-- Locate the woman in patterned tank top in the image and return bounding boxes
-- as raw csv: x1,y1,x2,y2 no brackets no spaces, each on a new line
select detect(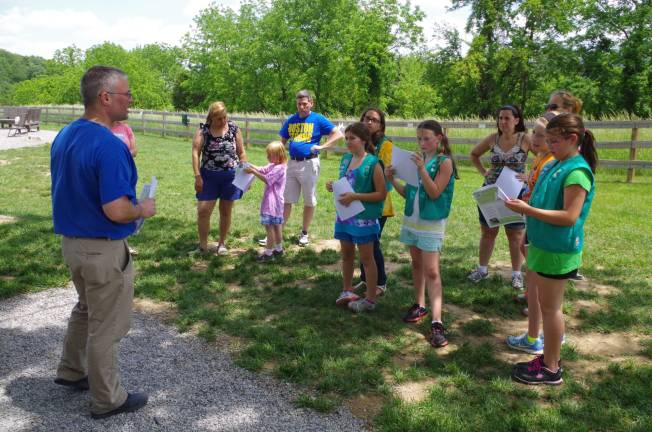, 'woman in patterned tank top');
191,101,248,255
468,105,531,289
